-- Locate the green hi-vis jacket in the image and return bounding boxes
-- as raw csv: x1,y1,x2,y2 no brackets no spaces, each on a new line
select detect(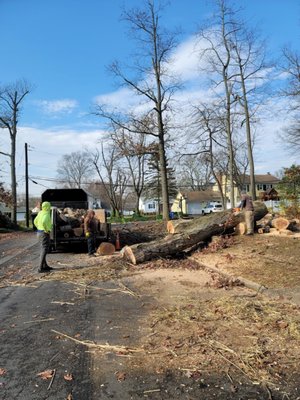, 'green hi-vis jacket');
34,201,52,233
